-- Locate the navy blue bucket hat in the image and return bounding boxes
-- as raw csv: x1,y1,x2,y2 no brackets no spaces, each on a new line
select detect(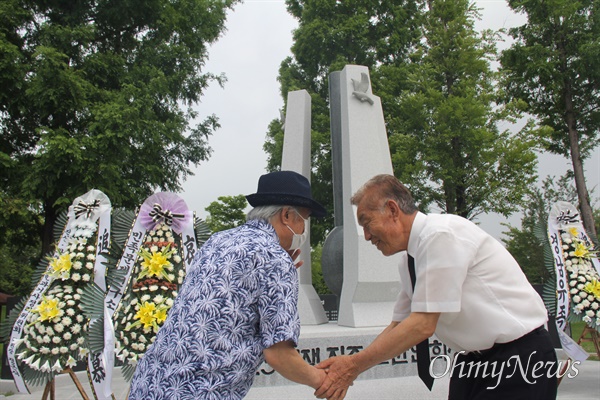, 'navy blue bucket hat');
246,171,327,218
